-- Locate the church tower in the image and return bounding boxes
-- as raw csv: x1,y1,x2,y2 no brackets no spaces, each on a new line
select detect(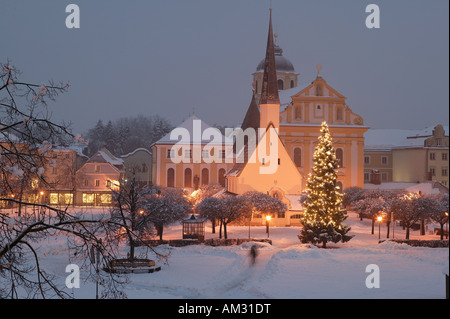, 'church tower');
259,9,280,130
